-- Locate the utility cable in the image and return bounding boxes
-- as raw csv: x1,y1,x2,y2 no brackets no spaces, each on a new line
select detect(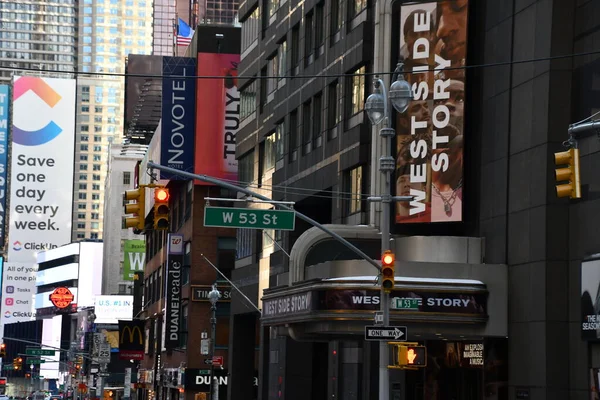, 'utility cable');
1,48,600,80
